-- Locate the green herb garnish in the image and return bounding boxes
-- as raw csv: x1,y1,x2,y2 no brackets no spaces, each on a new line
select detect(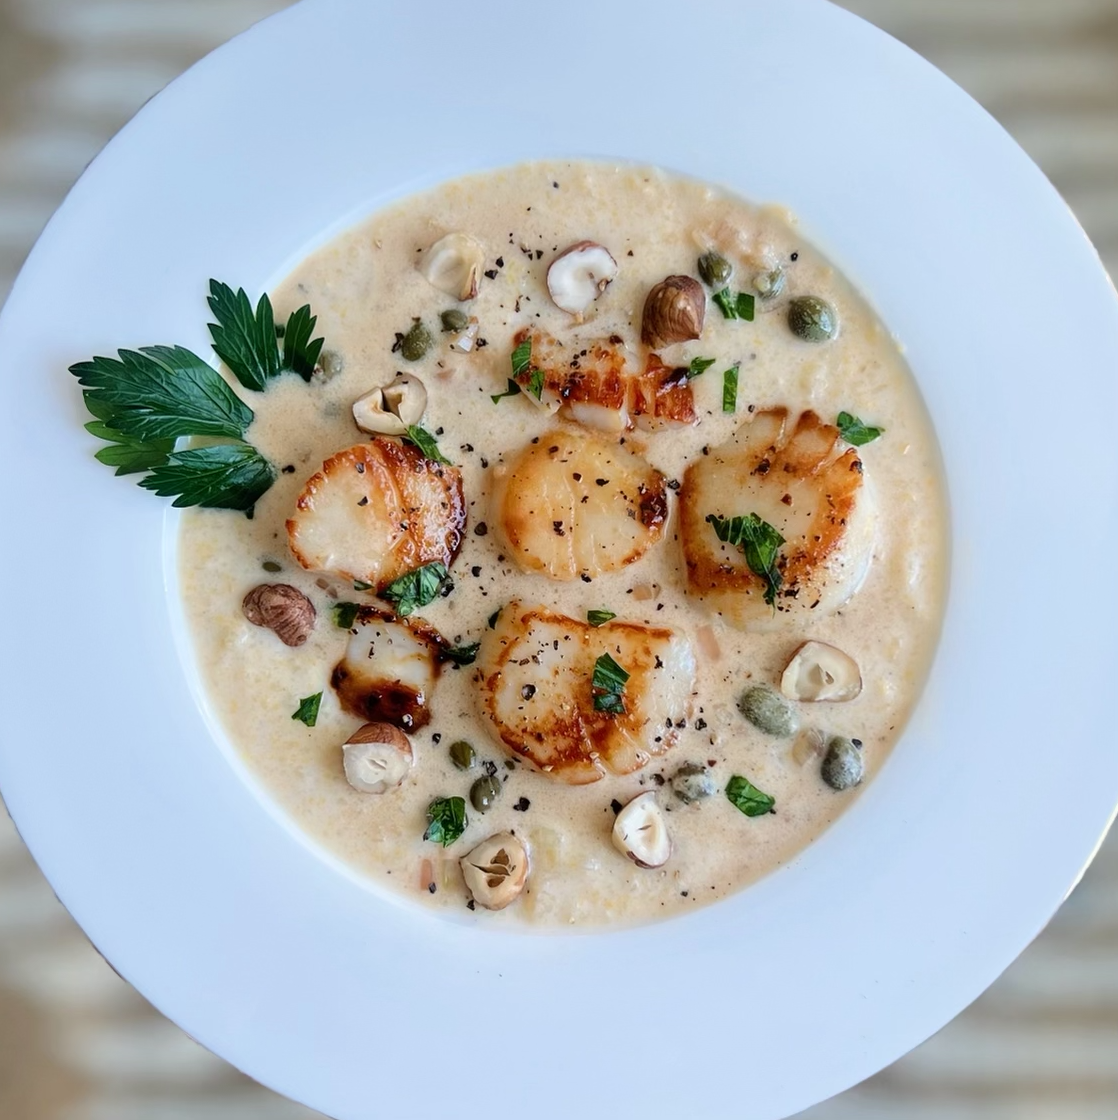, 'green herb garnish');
353,579,374,591
72,346,254,442
403,425,453,465
707,513,785,607
138,444,275,510
424,796,467,847
592,652,630,715
722,362,740,413
207,280,323,389
511,338,533,377
380,561,453,617
332,601,360,629
491,378,522,404
725,774,775,817
84,418,175,476
836,411,884,446
527,367,545,401
712,288,756,322
687,356,716,379
442,642,481,666
587,609,617,627
292,692,323,727
487,608,501,629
